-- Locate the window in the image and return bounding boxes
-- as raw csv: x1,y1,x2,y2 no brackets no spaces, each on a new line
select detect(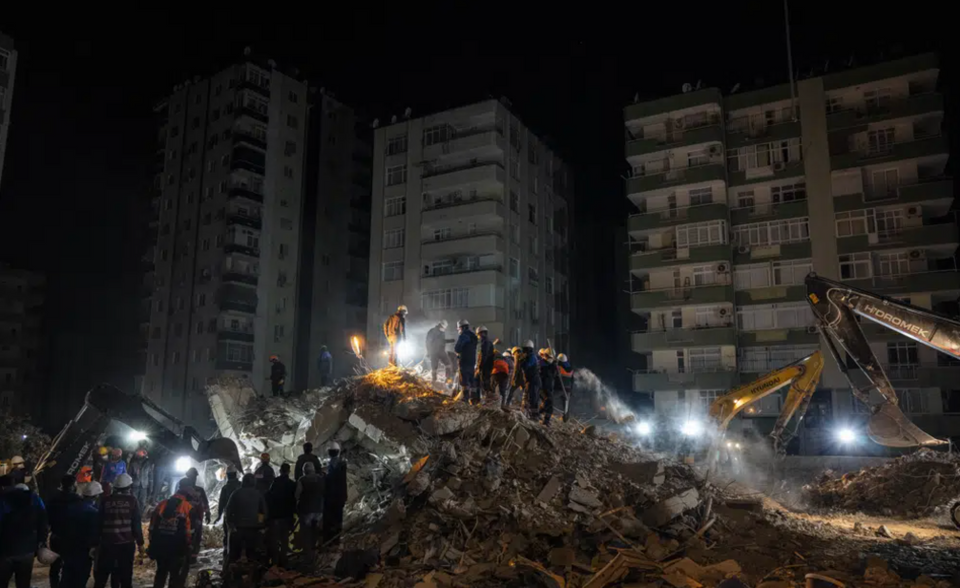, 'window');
676,220,727,248
863,87,892,112
433,227,451,241
773,259,812,285
529,235,538,255
528,266,539,285
386,135,408,155
284,141,297,156
739,345,818,373
383,228,405,249
510,223,520,244
689,348,722,371
195,321,204,335
280,199,289,208
510,191,520,213
172,351,181,364
528,203,537,224
288,91,298,103
286,114,299,128
826,96,844,114
509,258,520,279
737,302,813,331
732,217,809,247
867,128,895,154
423,125,450,146
875,208,903,240
277,271,288,287
691,265,718,286
887,341,919,368
688,187,713,205
278,243,288,259
877,251,910,277
384,196,406,217
734,263,771,289
531,300,539,321
698,390,724,411
839,252,872,280
530,175,538,193
280,218,293,230
528,143,539,164
732,138,802,171
382,261,404,281
835,210,872,237
687,148,709,167
421,288,469,310
283,166,294,179
0,48,10,71
151,354,159,367
385,165,407,186
545,276,554,295
274,325,285,342
197,293,207,307
771,181,806,203
510,158,520,180
736,190,755,211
